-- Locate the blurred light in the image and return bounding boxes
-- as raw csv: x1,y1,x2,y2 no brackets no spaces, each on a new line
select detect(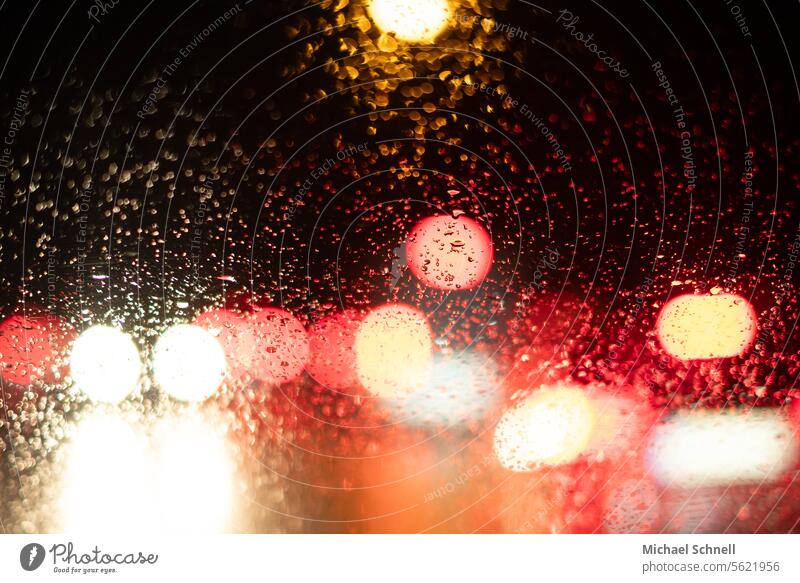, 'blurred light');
493,384,596,471
355,303,433,397
194,308,252,383
153,324,226,402
647,409,799,488
406,215,493,291
152,413,234,533
247,307,309,384
585,392,652,460
656,293,757,360
367,0,452,43
59,410,150,533
69,325,141,403
0,314,72,386
388,351,498,426
59,409,235,534
307,310,362,391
